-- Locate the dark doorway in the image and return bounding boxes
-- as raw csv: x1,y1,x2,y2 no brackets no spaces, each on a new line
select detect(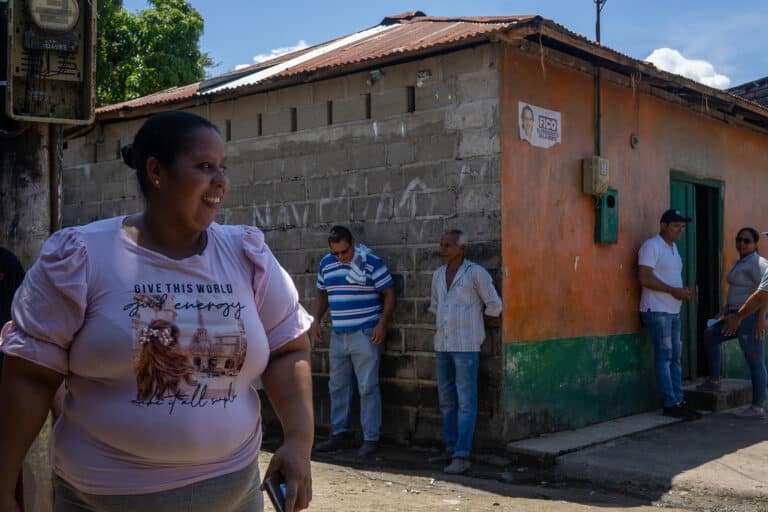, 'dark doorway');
670,172,723,378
